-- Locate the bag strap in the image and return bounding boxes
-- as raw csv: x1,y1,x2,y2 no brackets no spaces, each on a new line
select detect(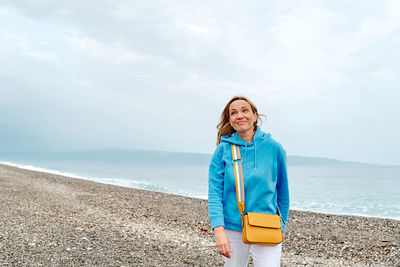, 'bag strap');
231,144,245,215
